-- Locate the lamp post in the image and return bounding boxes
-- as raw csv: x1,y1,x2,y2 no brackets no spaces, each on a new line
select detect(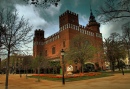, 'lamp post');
61,49,65,85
